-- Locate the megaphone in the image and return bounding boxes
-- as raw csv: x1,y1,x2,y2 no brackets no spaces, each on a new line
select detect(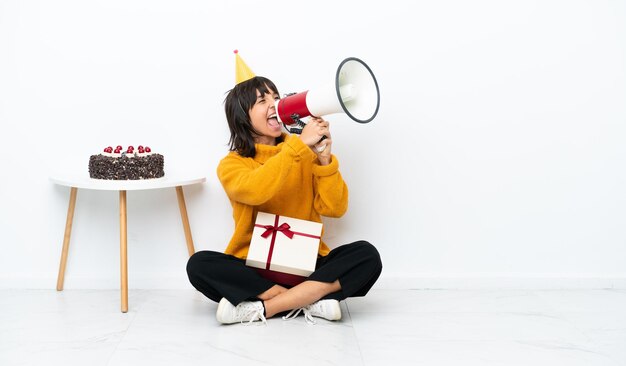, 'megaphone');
275,57,380,127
